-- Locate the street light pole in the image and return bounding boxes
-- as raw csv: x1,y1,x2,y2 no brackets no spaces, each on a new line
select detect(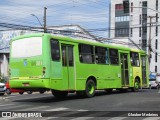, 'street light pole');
147,16,157,68
31,14,43,27
31,7,47,33
44,7,47,33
